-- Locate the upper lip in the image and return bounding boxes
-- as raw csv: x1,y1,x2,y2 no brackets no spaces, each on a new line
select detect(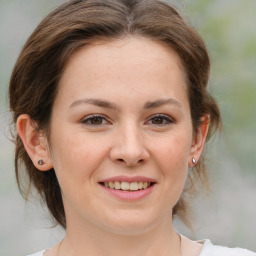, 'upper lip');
99,175,157,183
